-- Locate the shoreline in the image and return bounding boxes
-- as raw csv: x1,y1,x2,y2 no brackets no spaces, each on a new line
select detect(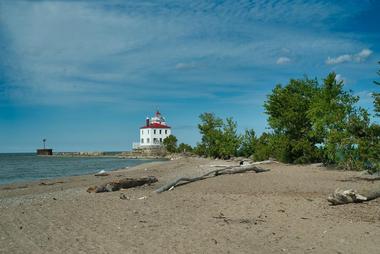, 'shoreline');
0,156,169,188
0,158,172,200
